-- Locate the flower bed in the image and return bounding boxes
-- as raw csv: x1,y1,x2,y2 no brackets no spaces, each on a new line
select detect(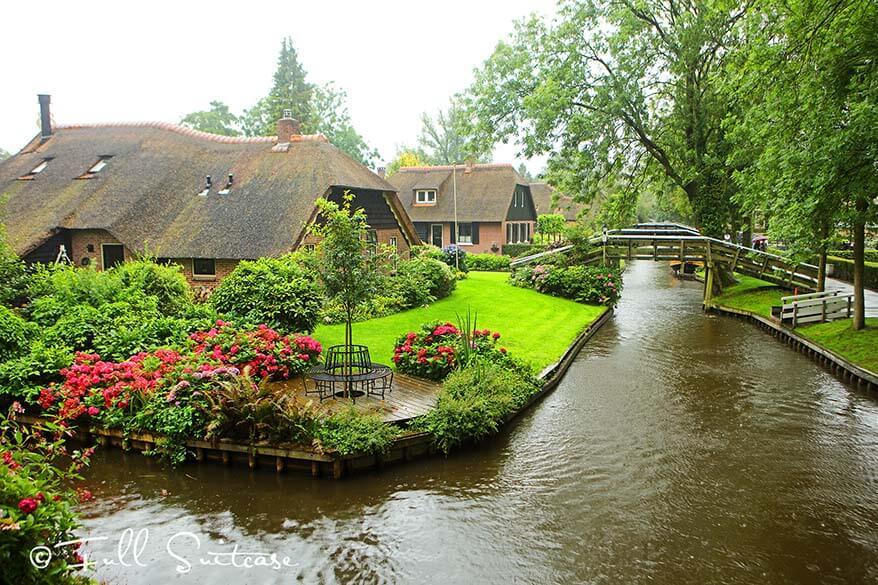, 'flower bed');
392,321,510,381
